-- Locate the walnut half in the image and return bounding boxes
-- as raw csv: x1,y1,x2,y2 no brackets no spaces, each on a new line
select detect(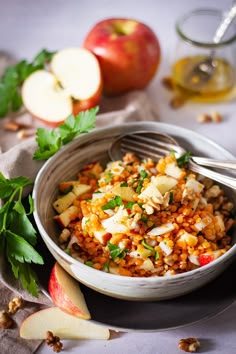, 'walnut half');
0,310,13,329
178,337,200,352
